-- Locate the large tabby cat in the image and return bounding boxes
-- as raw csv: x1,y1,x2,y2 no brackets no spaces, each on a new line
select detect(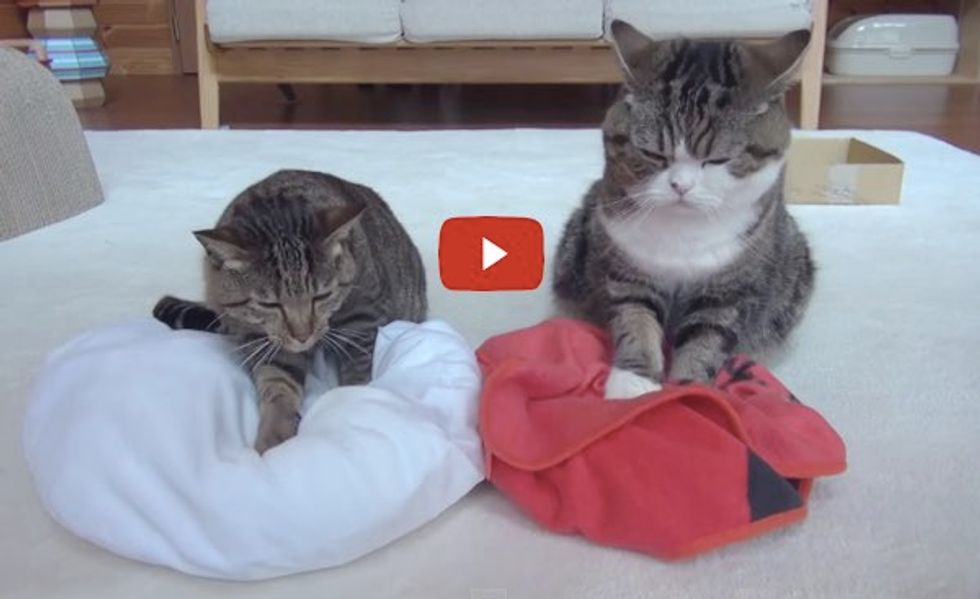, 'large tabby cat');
154,169,427,453
554,21,815,400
